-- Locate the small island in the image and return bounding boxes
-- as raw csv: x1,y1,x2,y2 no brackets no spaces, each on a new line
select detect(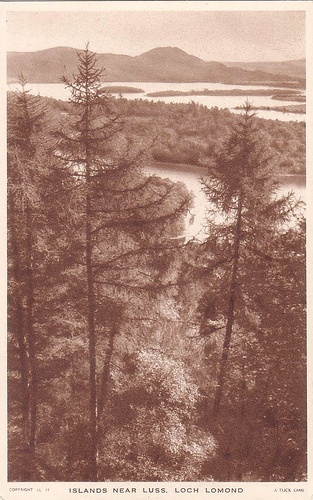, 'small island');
146,88,304,101
100,85,144,94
